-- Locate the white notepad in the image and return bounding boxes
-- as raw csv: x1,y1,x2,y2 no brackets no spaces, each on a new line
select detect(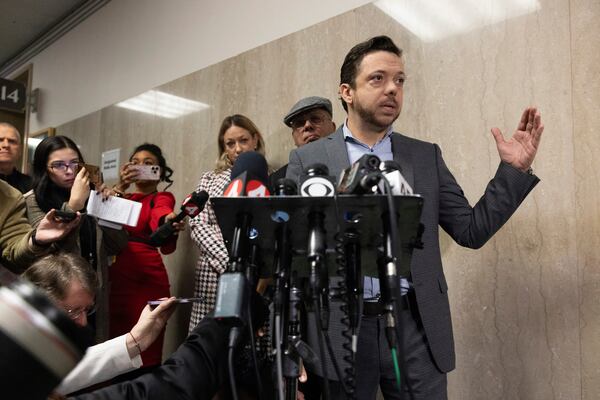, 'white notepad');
86,190,142,227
